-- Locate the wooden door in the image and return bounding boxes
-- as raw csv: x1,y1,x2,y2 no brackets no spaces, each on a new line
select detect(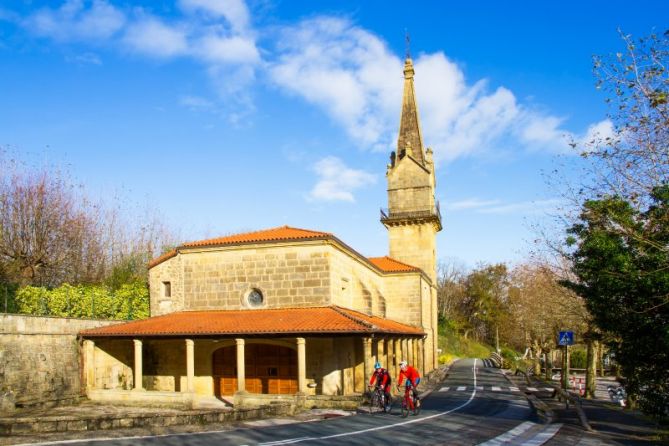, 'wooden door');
212,344,298,396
